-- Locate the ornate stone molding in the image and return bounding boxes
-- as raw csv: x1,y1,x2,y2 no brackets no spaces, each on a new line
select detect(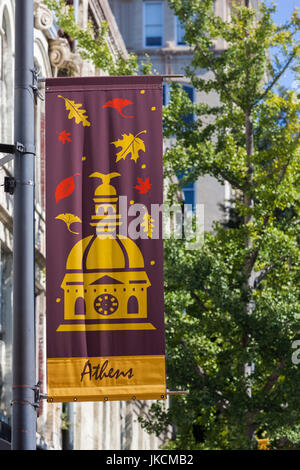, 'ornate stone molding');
34,1,54,30
49,38,71,69
48,38,82,74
